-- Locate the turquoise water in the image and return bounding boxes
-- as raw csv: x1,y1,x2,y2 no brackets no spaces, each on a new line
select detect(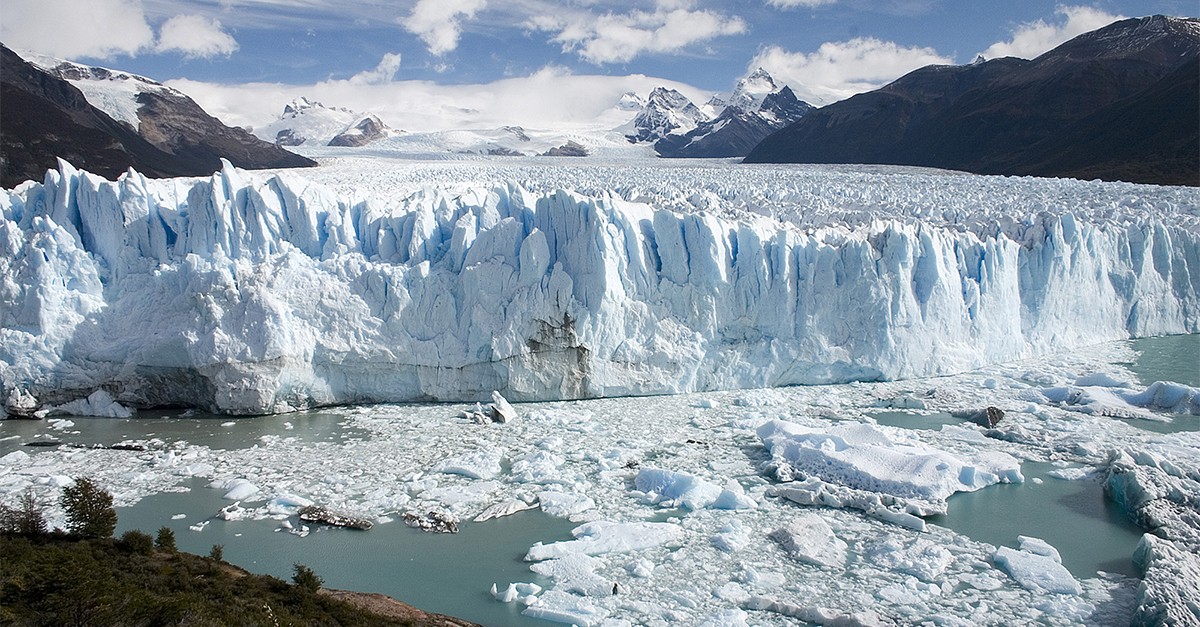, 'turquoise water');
116,479,577,626
1121,334,1199,433
1125,333,1200,388
870,410,960,431
928,462,1145,579
0,409,368,456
